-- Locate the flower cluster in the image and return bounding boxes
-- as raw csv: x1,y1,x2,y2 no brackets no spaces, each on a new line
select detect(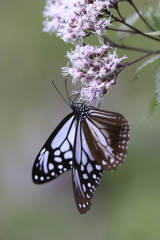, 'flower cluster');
43,0,127,103
62,41,127,103
43,0,118,43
